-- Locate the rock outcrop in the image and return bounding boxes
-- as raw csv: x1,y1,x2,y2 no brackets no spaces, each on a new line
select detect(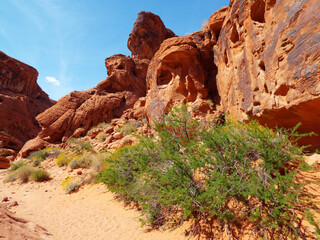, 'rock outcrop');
0,51,54,167
18,11,177,159
145,29,219,120
213,0,320,150
128,11,176,60
34,55,146,146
